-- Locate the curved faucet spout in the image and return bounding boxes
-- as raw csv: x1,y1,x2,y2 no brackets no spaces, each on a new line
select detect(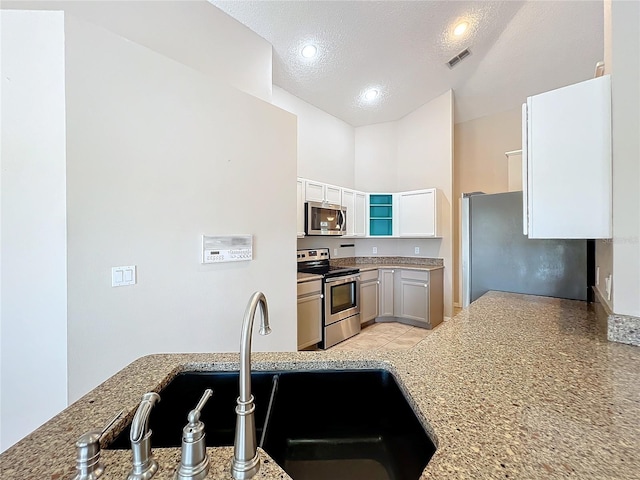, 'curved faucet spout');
238,292,271,403
232,291,272,480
